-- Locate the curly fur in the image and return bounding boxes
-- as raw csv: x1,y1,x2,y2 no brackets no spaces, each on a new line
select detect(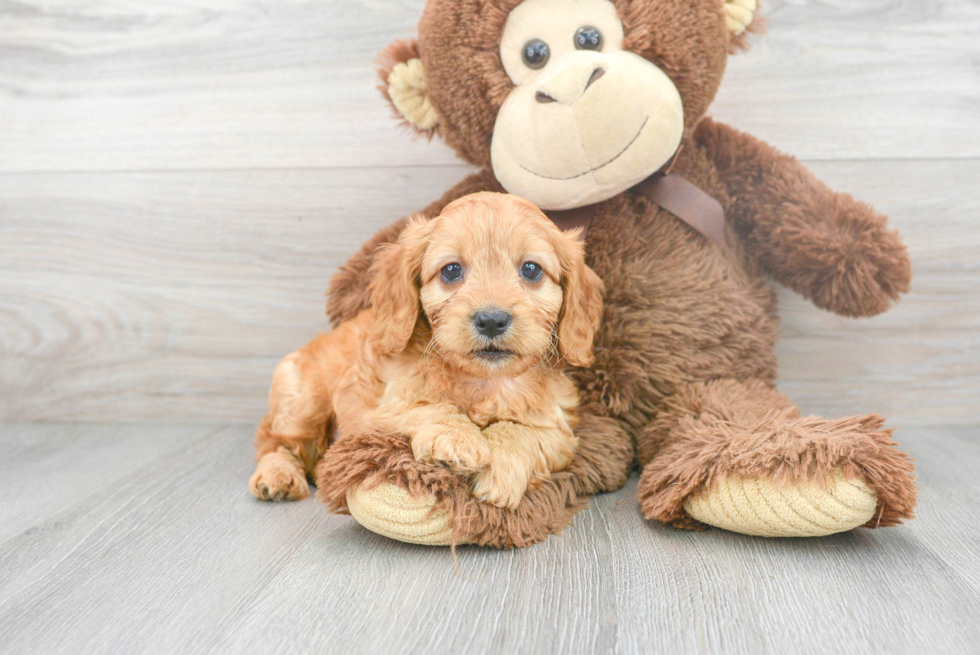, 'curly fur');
257,193,607,512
